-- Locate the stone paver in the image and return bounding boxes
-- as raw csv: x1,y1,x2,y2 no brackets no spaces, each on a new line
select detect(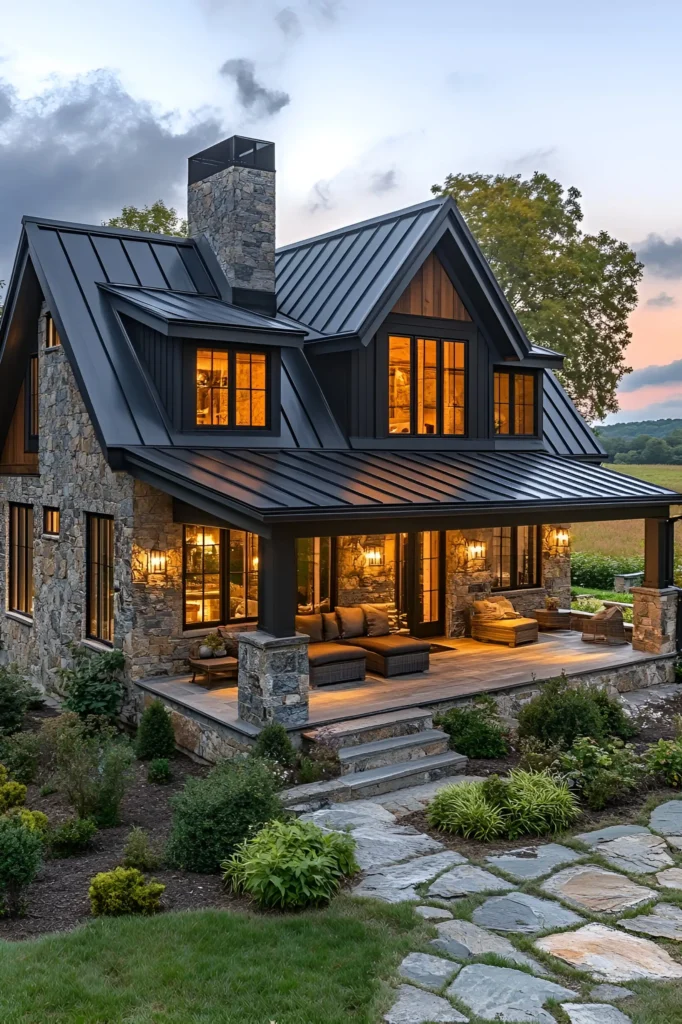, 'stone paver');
574,825,651,847
541,865,658,914
657,867,682,890
427,864,514,899
650,799,682,836
561,1003,632,1024
619,902,682,940
447,963,574,1024
353,850,467,903
536,923,682,981
596,833,673,875
384,984,468,1023
473,891,584,934
301,801,397,830
415,905,453,921
665,835,682,850
368,776,485,818
589,985,635,1002
398,952,460,989
485,843,582,880
431,918,549,974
